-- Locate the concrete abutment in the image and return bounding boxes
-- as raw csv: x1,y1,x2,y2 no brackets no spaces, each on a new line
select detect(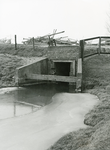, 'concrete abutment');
15,46,82,92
